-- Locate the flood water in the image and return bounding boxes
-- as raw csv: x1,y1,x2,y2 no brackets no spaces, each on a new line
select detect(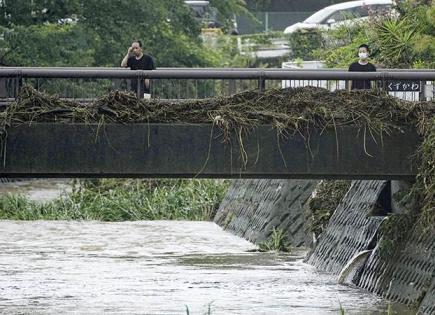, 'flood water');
0,180,414,314
0,219,414,315
0,179,71,202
